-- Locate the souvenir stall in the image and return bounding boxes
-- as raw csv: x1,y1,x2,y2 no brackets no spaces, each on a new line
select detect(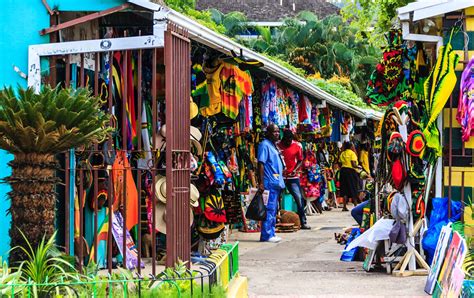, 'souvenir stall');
351,13,473,283
190,48,336,234
26,0,383,276
352,29,438,275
